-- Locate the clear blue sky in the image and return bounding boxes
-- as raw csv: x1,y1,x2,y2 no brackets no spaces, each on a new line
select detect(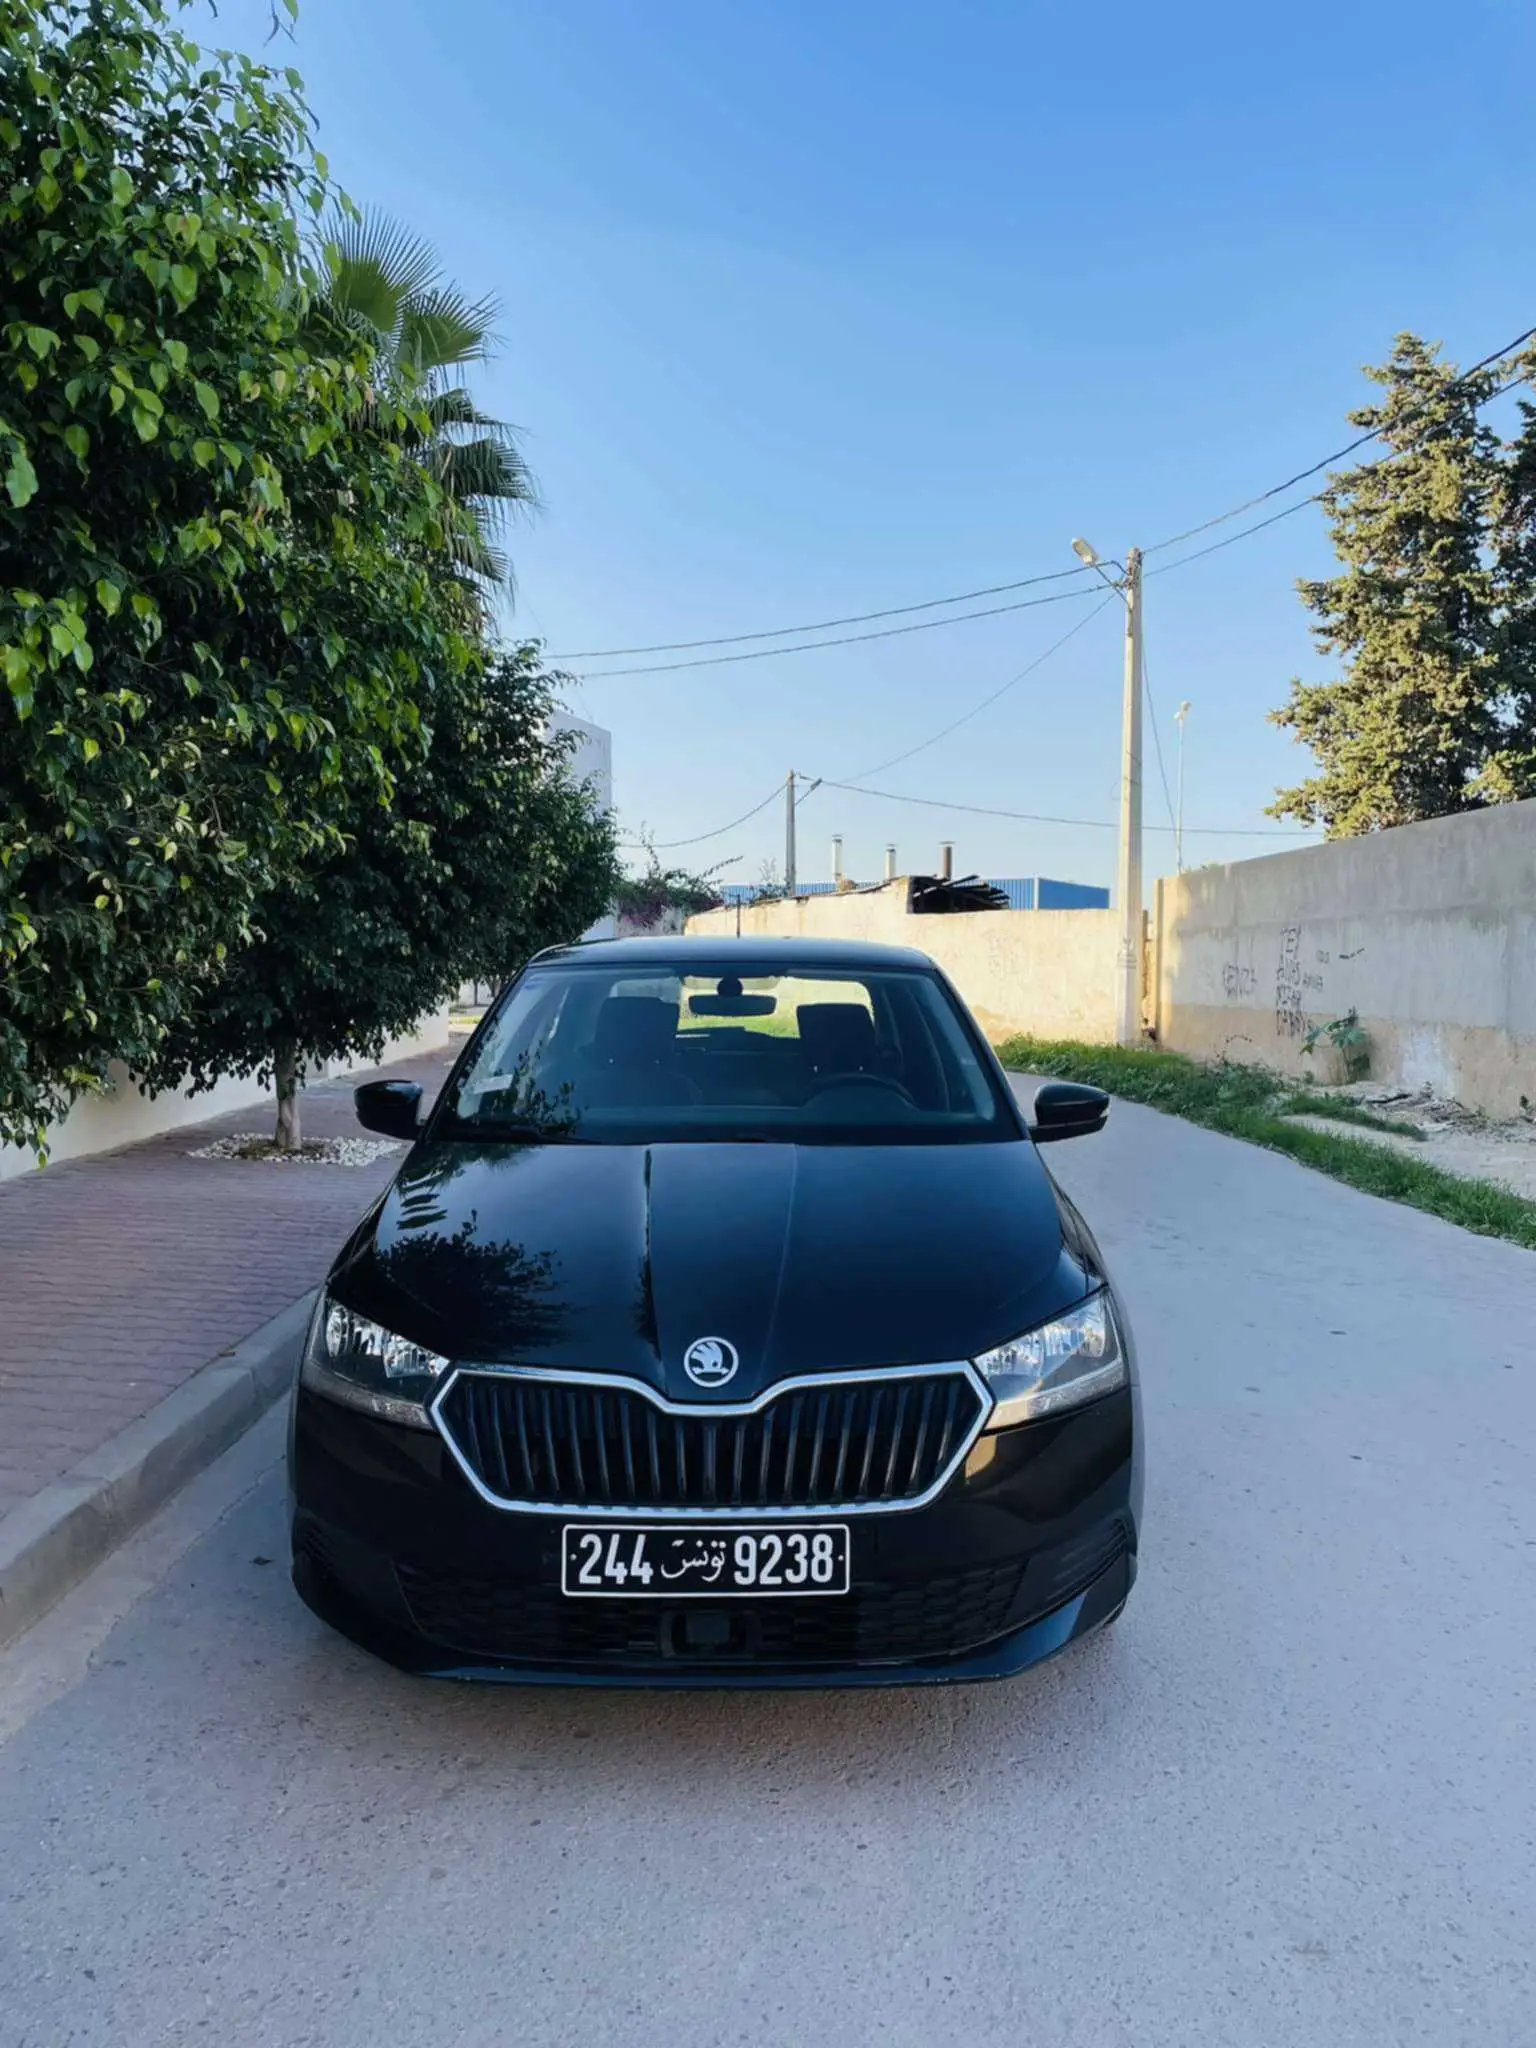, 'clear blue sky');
221,0,1536,892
